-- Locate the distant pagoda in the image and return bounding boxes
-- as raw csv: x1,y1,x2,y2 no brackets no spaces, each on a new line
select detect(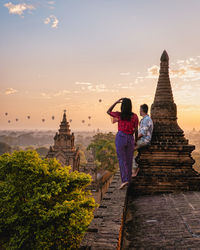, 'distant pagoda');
46,110,80,172
131,50,200,194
